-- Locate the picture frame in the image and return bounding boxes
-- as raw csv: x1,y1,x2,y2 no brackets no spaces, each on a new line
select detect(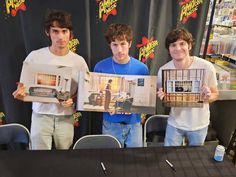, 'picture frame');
77,72,157,114
20,62,72,103
162,69,205,107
